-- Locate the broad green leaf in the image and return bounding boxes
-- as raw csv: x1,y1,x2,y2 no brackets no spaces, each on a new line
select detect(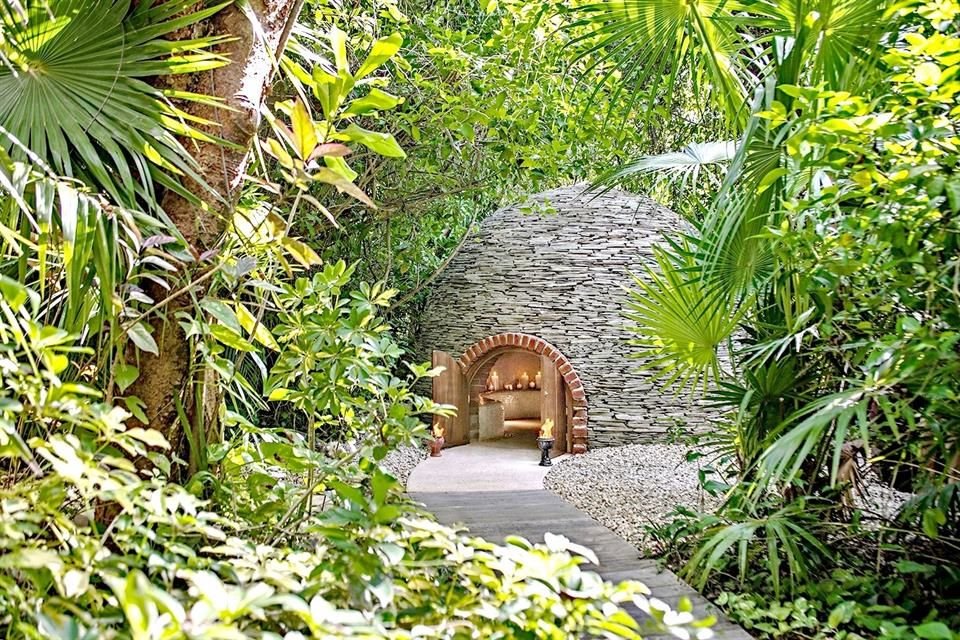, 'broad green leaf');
210,325,255,351
268,388,290,401
236,303,280,351
329,26,349,75
922,508,946,538
311,66,345,120
0,275,28,310
355,33,403,80
124,396,149,424
128,323,159,355
758,167,788,193
281,237,323,267
828,601,856,627
266,137,295,170
340,124,406,158
201,299,242,334
344,89,402,117
115,363,140,392
914,61,942,86
329,479,366,506
914,622,953,640
324,155,359,182
821,118,859,134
